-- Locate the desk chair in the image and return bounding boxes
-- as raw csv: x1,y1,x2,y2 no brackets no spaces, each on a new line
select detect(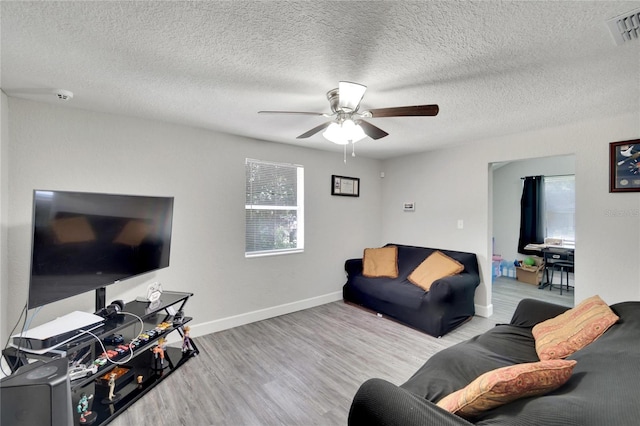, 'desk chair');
548,261,574,295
